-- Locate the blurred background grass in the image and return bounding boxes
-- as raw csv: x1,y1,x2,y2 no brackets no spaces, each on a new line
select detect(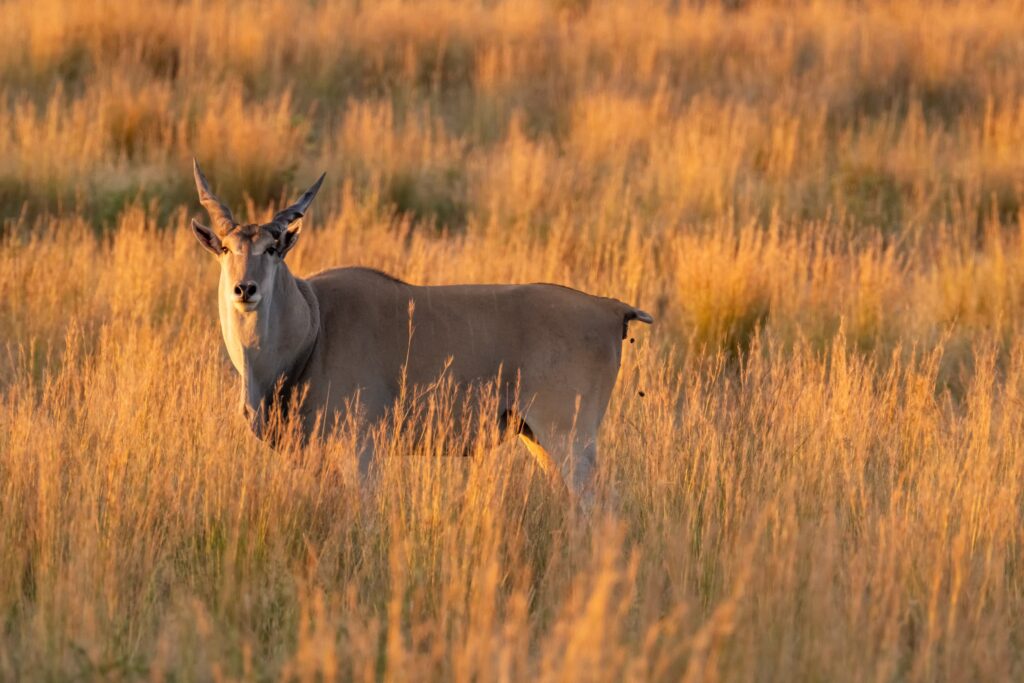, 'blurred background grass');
4,0,1024,363
3,0,1024,680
